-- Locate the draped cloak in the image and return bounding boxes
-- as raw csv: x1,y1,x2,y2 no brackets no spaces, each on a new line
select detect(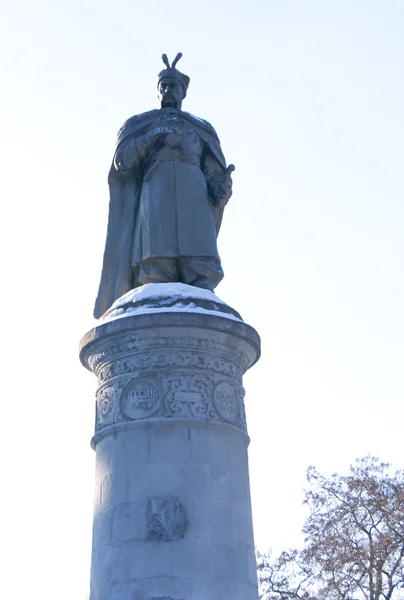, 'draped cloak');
94,109,228,319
